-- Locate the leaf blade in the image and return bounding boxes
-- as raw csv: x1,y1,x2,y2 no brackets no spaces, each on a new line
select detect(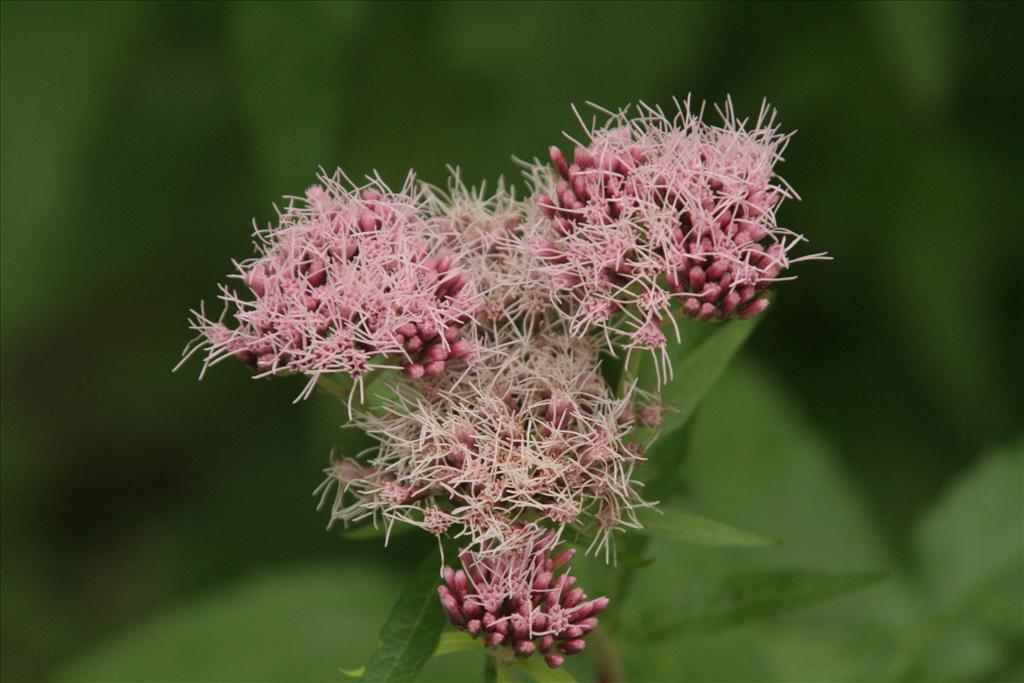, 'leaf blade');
637,568,888,642
362,549,446,683
652,315,762,438
640,507,781,548
519,656,578,683
433,631,483,657
639,316,763,507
